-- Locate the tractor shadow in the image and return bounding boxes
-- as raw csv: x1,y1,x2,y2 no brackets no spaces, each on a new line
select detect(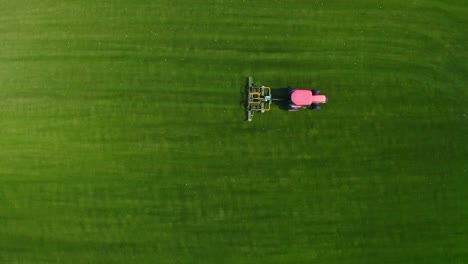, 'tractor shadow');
271,88,292,111
239,81,251,109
